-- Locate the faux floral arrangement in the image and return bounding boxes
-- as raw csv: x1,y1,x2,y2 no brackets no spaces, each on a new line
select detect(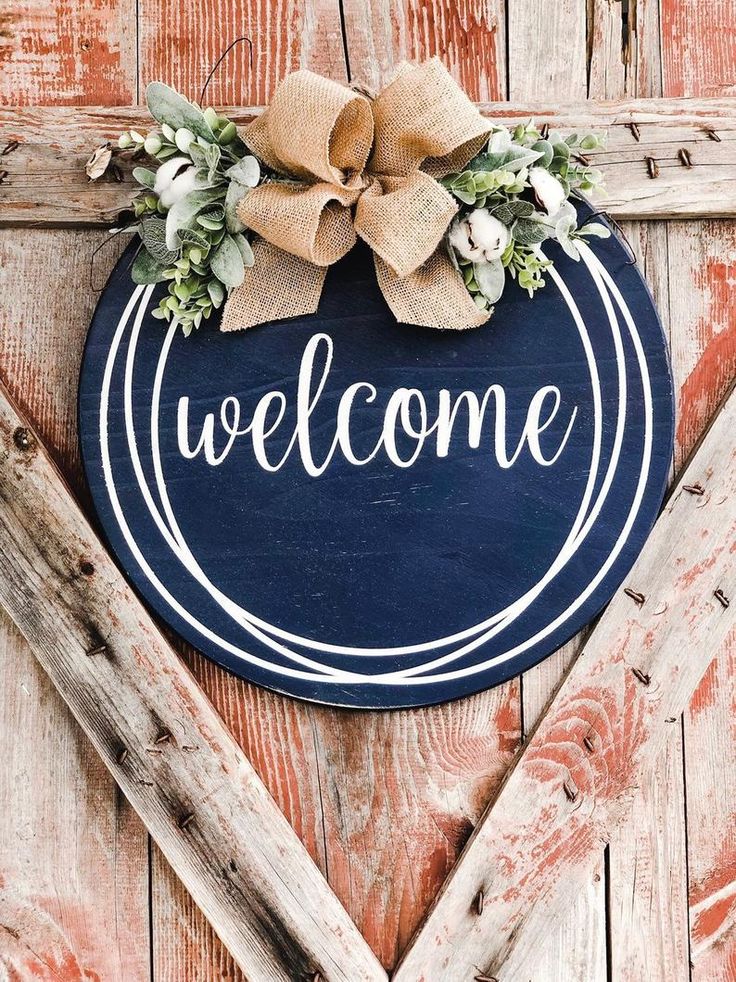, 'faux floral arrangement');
115,83,263,335
103,62,610,336
443,124,610,311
